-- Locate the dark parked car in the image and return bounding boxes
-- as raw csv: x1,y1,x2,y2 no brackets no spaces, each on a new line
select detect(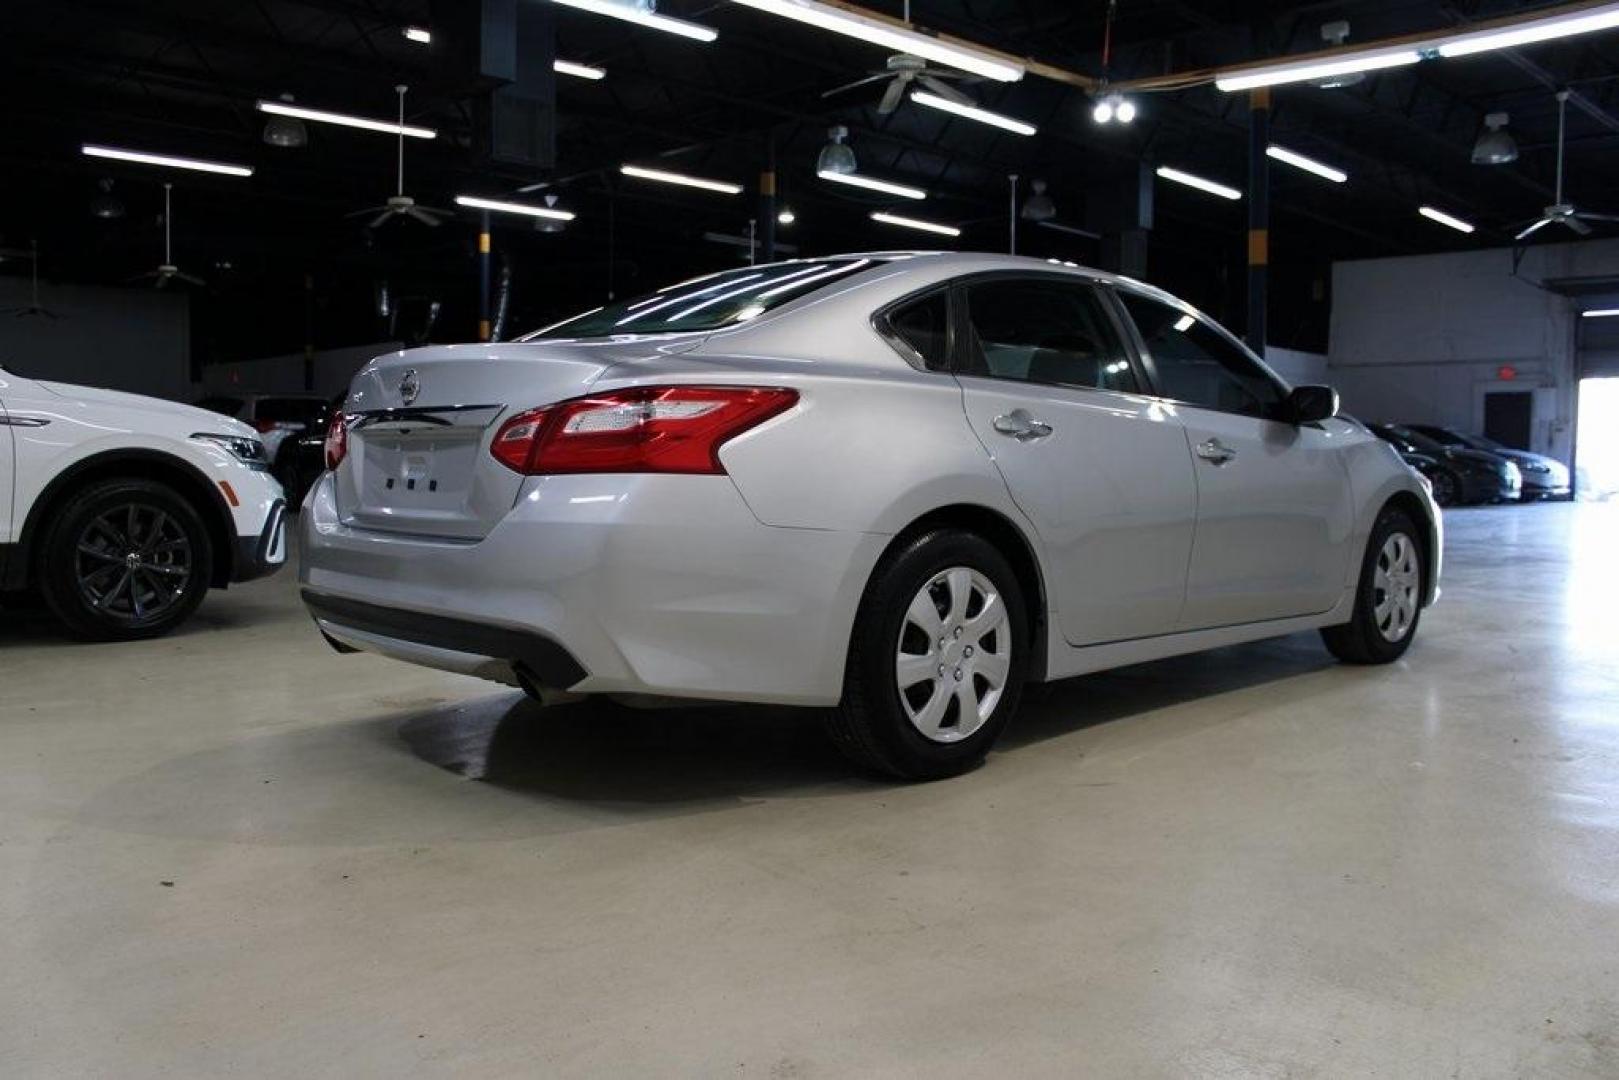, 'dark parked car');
1365,422,1521,506
1406,424,1571,500
274,392,345,510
